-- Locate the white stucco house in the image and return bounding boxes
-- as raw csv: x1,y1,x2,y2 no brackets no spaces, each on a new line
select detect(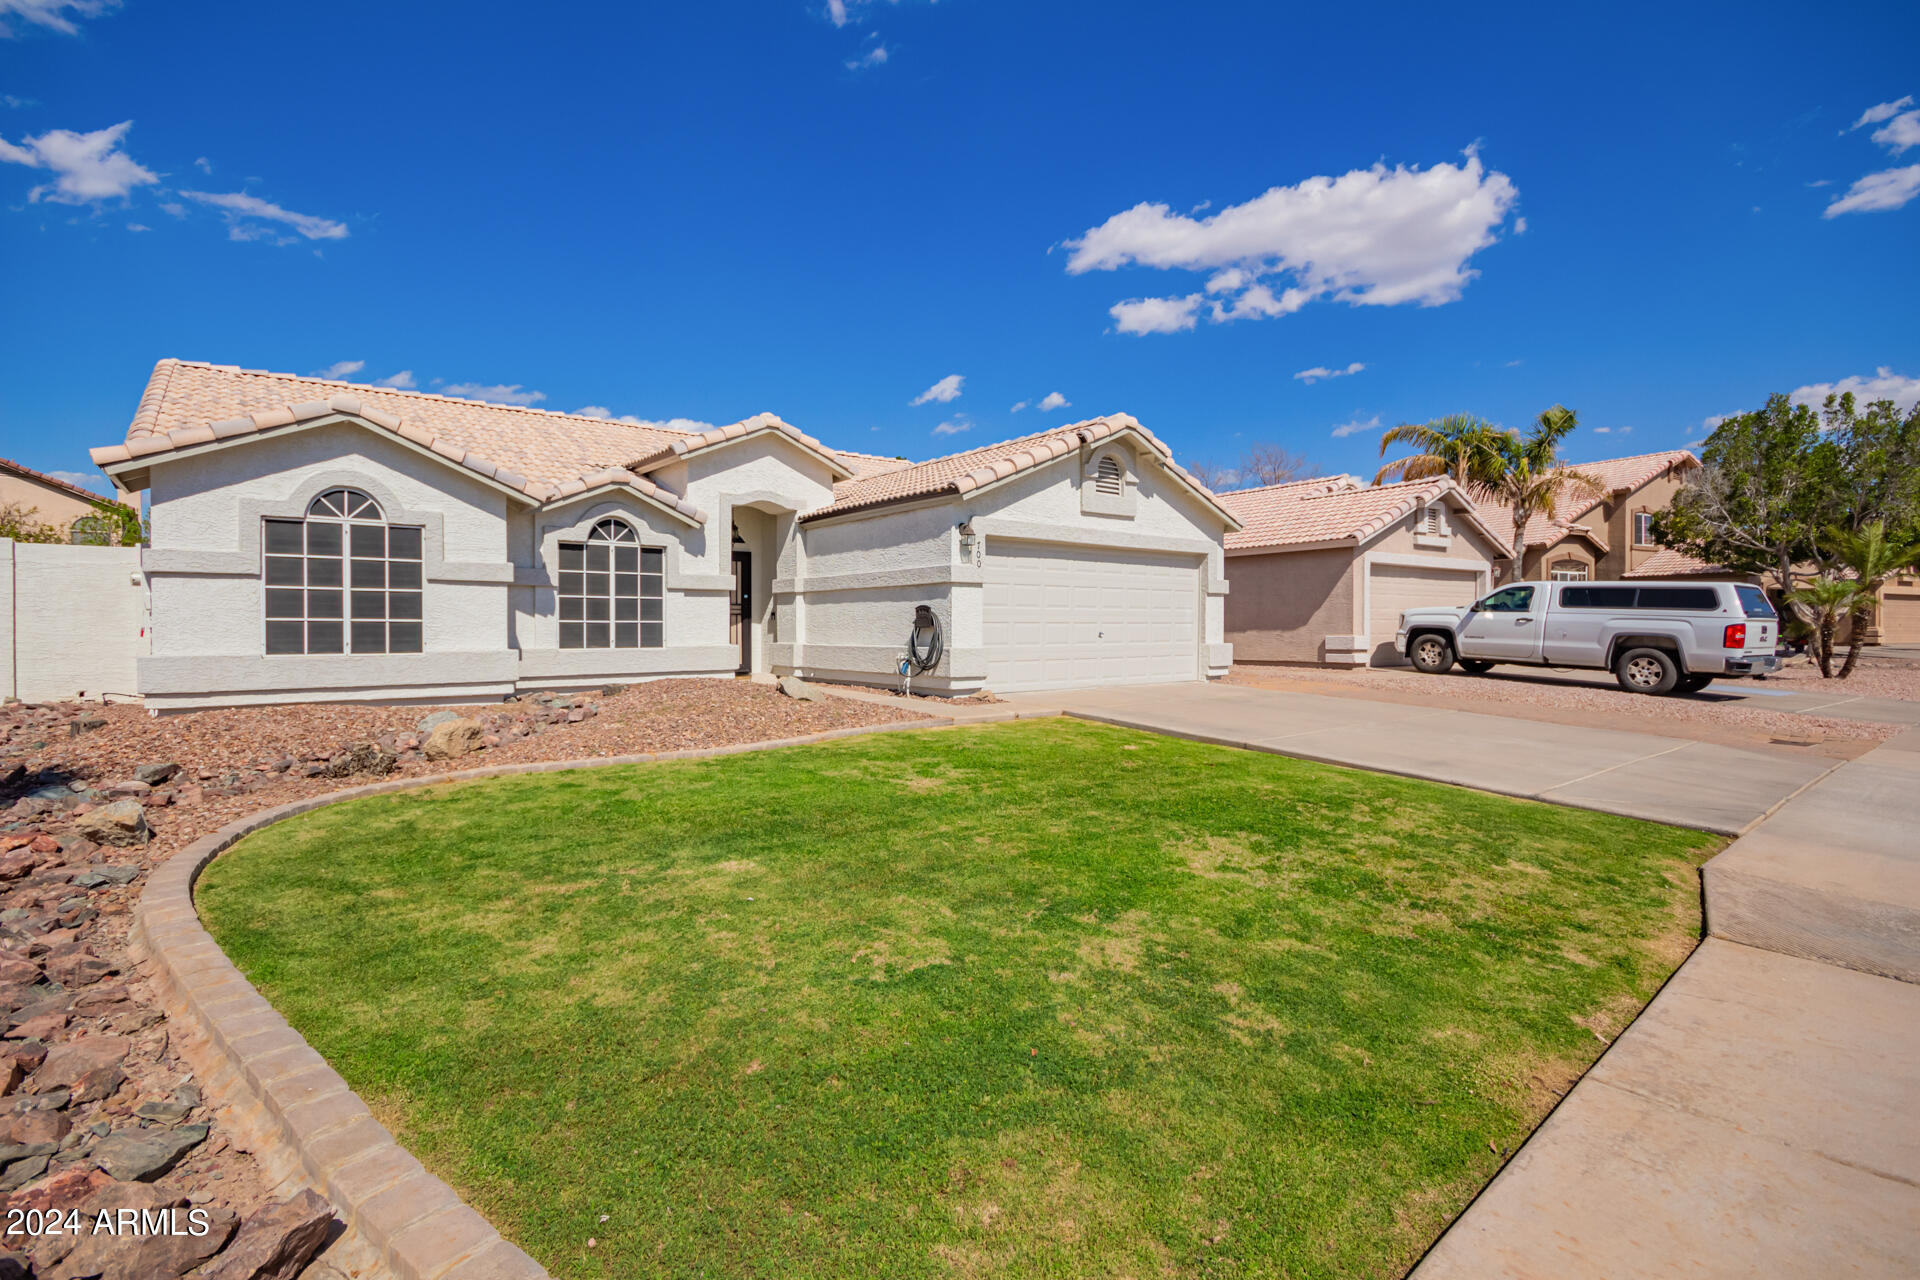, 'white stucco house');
91,361,1239,711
